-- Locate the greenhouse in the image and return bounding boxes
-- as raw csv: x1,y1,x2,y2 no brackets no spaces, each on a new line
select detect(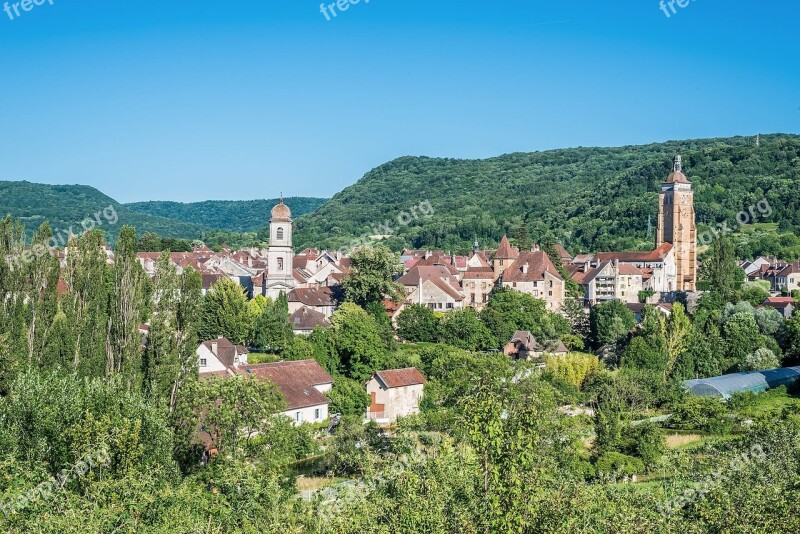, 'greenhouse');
683,366,800,399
